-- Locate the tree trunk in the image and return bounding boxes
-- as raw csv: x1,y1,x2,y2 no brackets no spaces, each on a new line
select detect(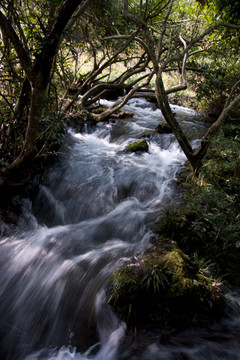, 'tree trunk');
22,87,46,156
193,91,240,172
5,86,46,172
155,71,195,165
13,78,31,120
